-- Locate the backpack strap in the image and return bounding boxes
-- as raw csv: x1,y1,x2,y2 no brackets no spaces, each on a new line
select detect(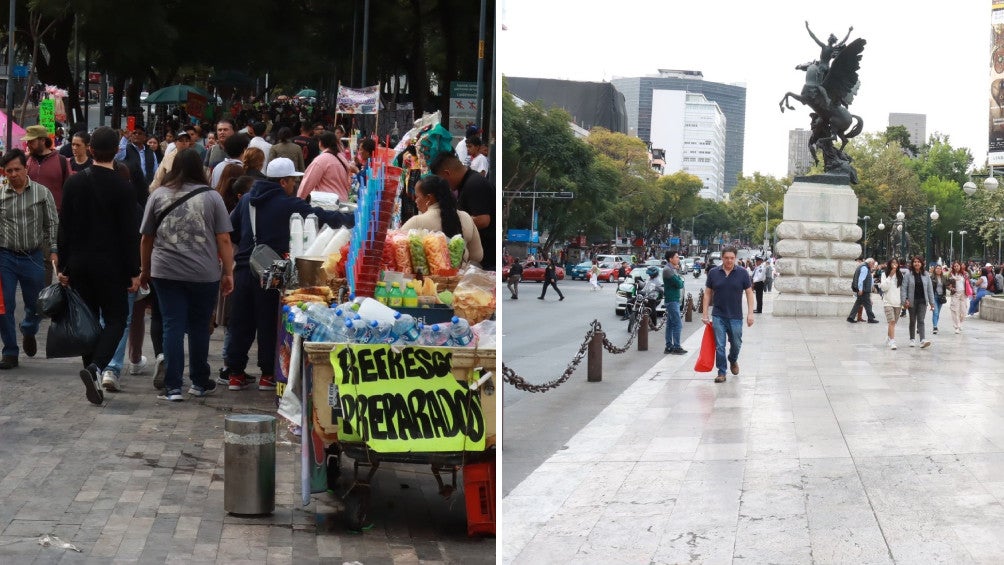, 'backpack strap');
153,186,211,231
